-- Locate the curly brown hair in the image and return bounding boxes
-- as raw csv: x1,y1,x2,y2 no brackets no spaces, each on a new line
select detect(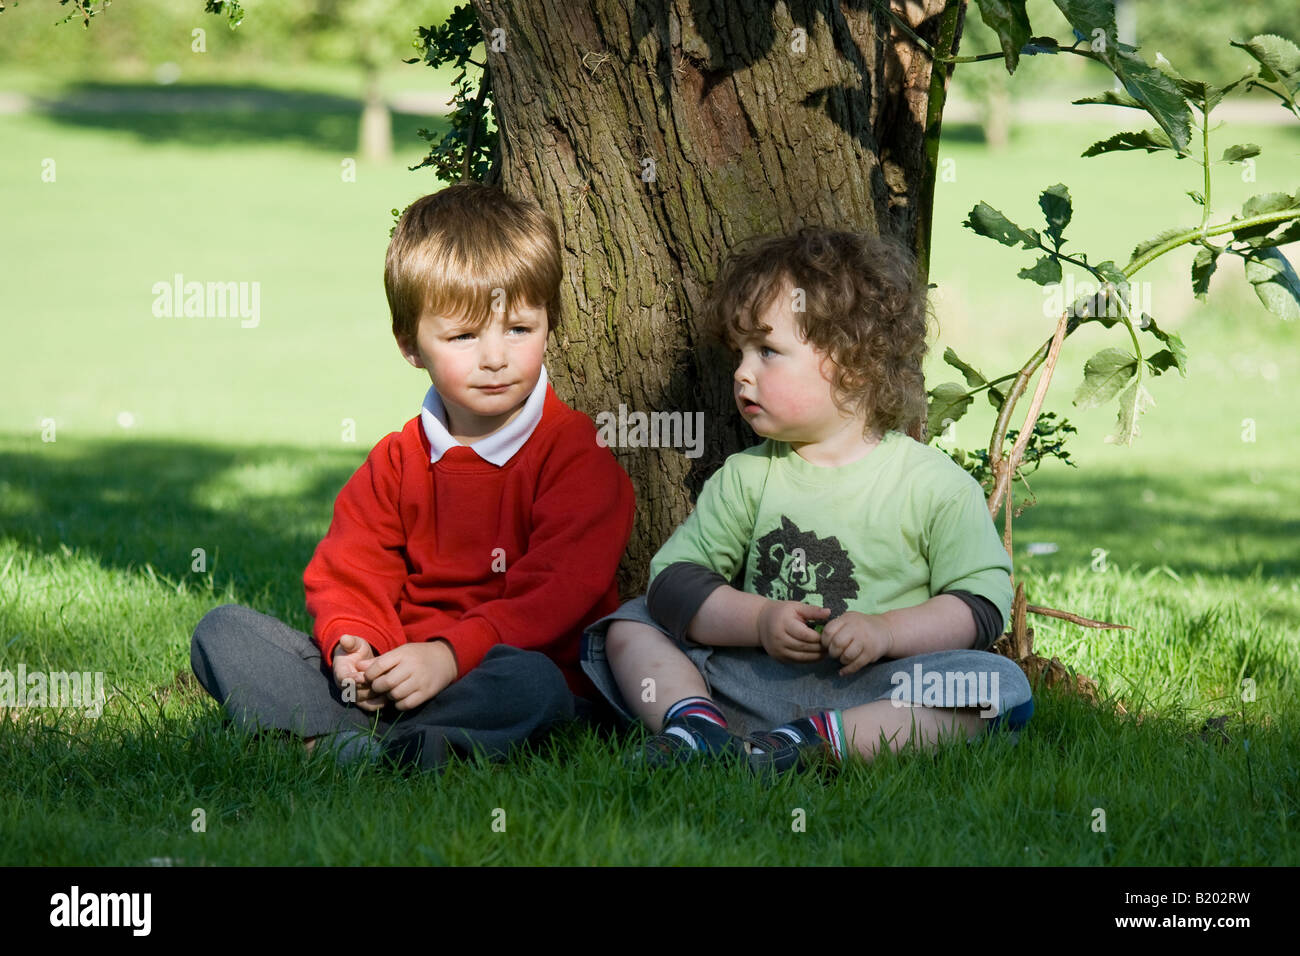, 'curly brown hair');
704,227,932,441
